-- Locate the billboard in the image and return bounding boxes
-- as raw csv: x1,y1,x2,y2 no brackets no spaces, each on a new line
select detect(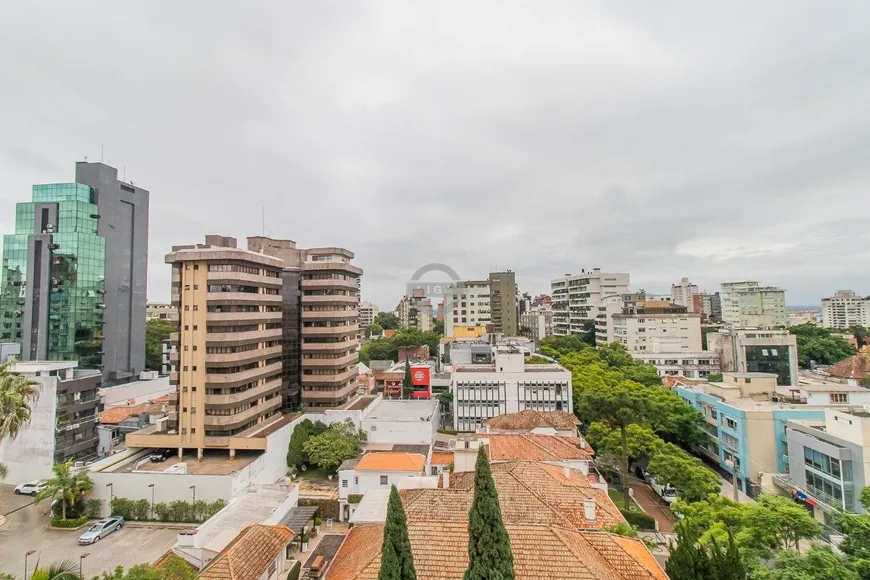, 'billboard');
411,367,430,386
